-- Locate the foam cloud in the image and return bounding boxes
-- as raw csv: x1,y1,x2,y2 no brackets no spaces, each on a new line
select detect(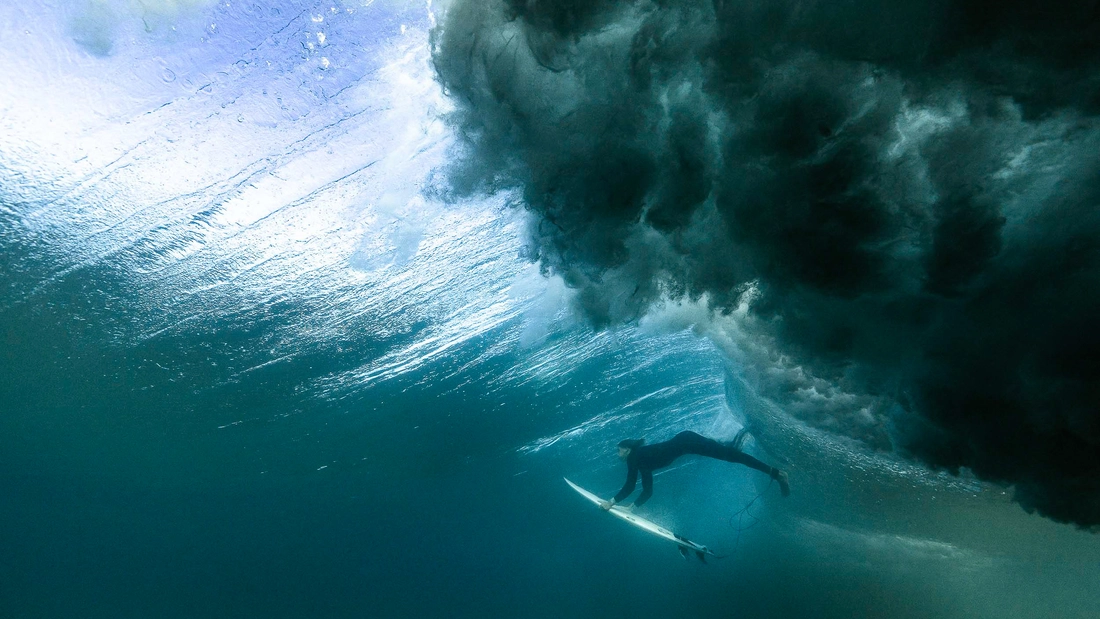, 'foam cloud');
68,0,213,55
430,0,1100,527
